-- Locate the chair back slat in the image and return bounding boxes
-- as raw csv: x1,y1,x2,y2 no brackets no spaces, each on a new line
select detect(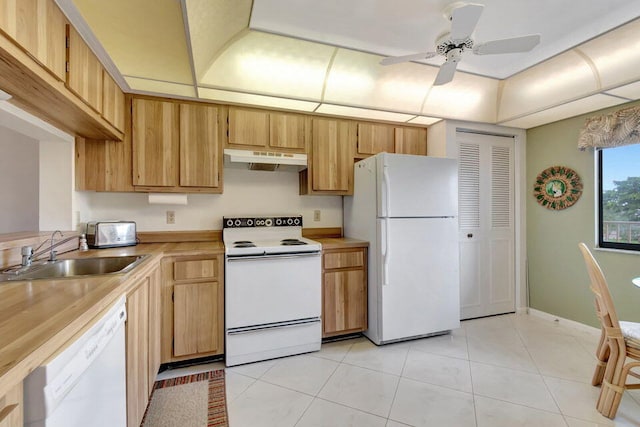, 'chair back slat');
578,243,620,328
